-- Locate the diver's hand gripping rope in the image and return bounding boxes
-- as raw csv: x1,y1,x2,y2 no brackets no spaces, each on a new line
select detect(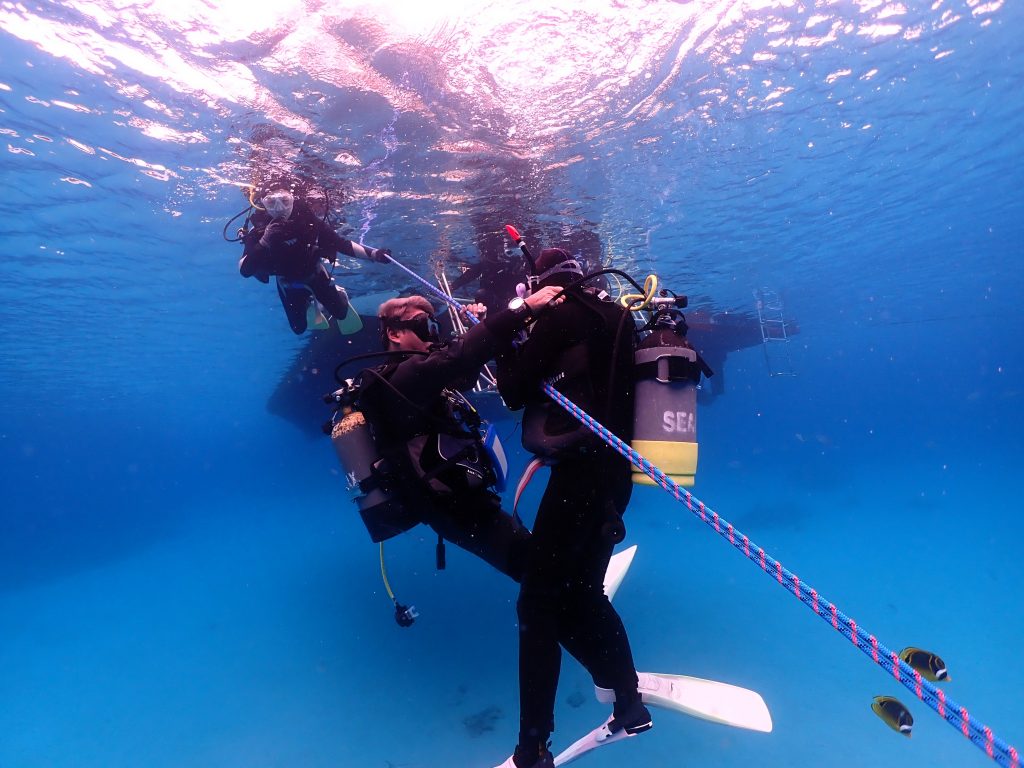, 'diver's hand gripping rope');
381,251,1020,767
